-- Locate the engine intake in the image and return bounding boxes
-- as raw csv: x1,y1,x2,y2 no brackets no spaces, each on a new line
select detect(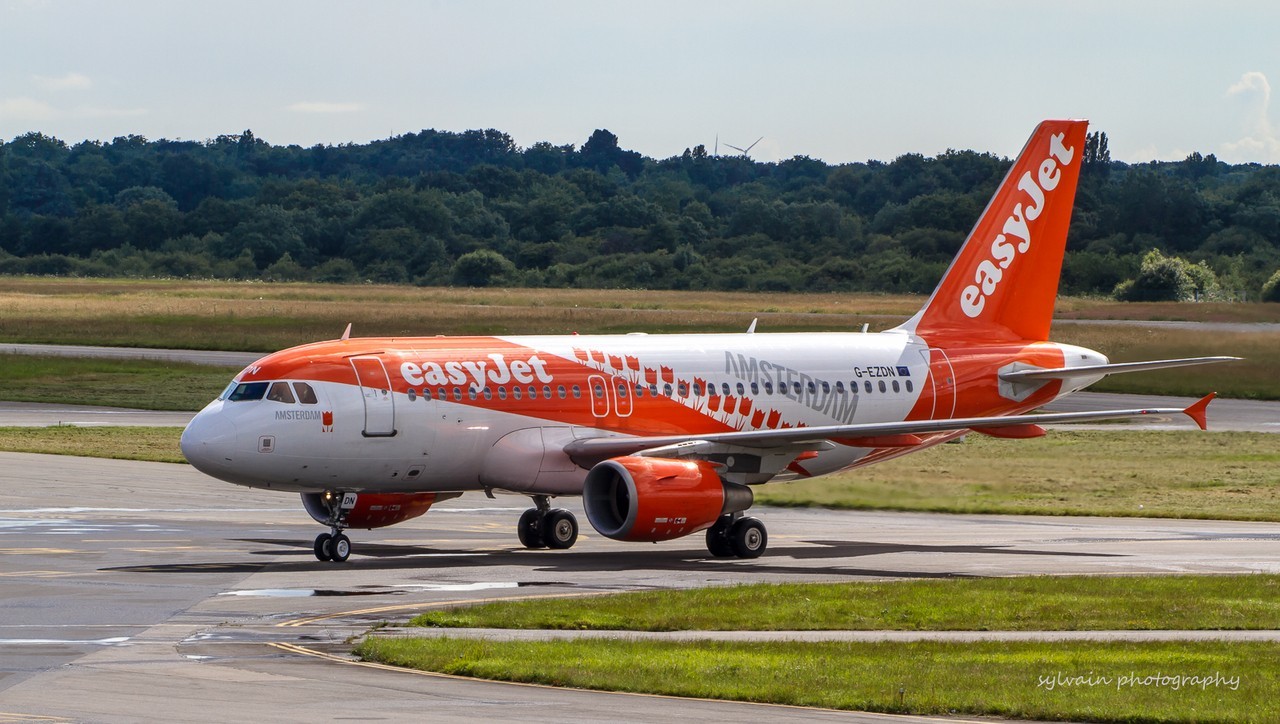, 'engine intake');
583,456,753,542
